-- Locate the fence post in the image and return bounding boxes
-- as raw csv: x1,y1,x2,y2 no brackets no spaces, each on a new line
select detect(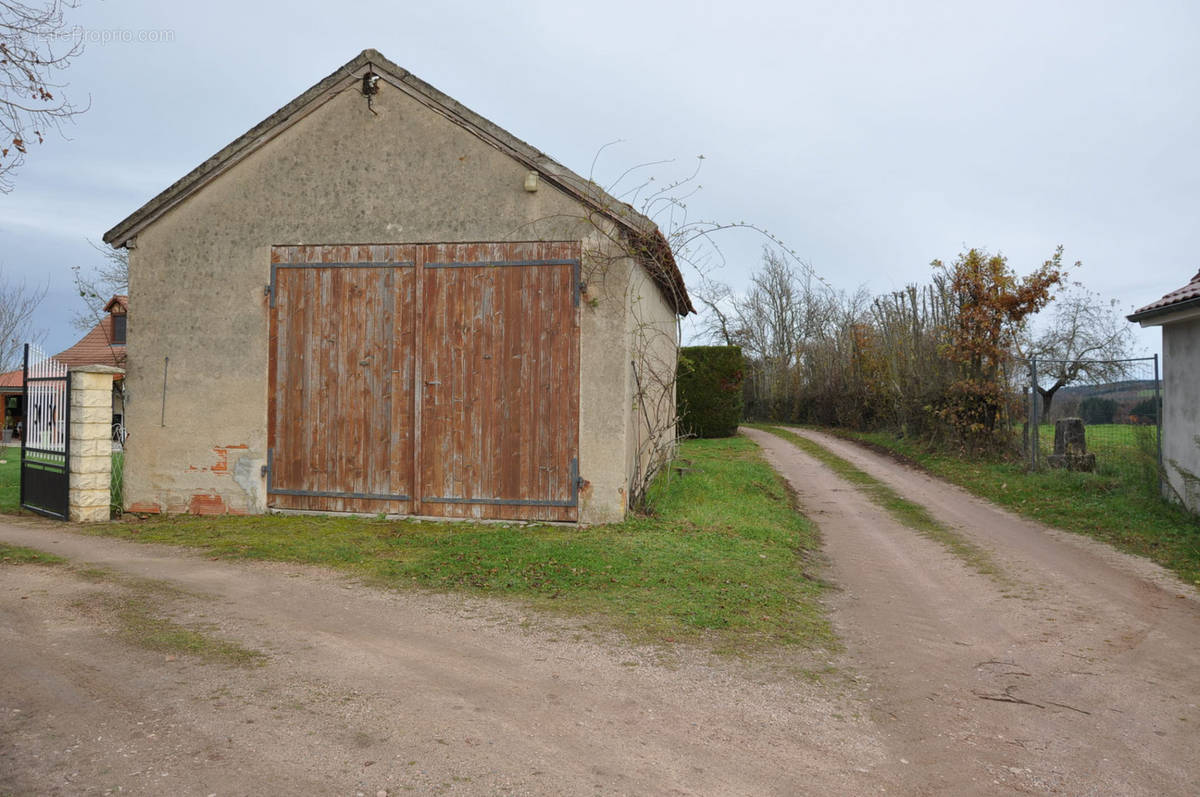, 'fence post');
1153,353,1163,490
1030,358,1039,470
68,365,123,522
